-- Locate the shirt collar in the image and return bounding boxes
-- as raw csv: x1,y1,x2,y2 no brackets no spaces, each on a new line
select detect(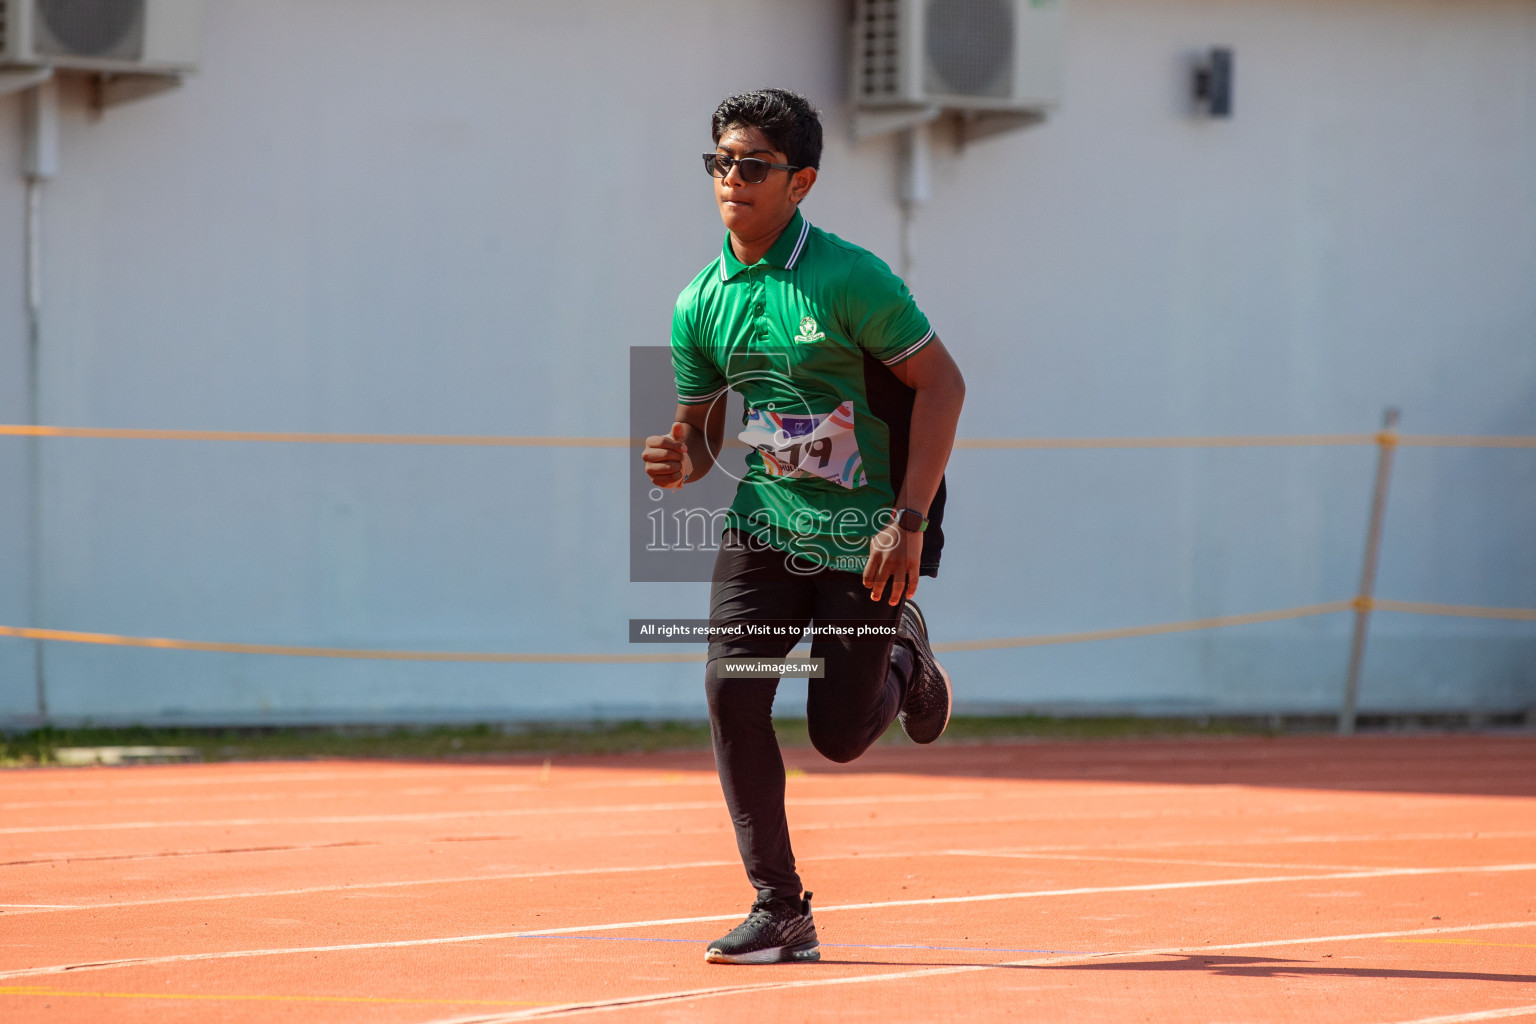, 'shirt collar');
719,209,811,282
